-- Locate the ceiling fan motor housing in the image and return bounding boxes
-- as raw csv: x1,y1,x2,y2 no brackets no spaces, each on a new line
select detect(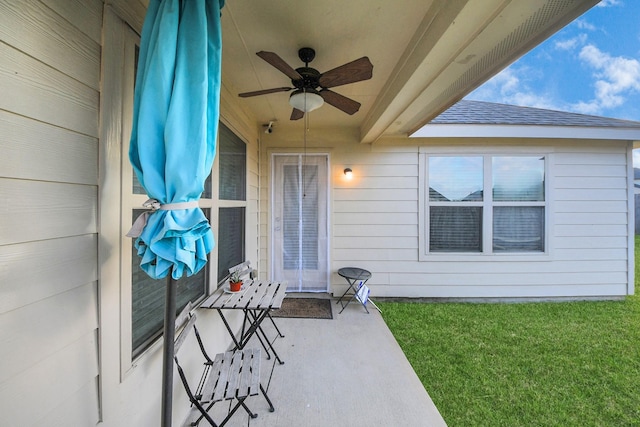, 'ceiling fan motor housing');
293,67,321,90
298,47,316,64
